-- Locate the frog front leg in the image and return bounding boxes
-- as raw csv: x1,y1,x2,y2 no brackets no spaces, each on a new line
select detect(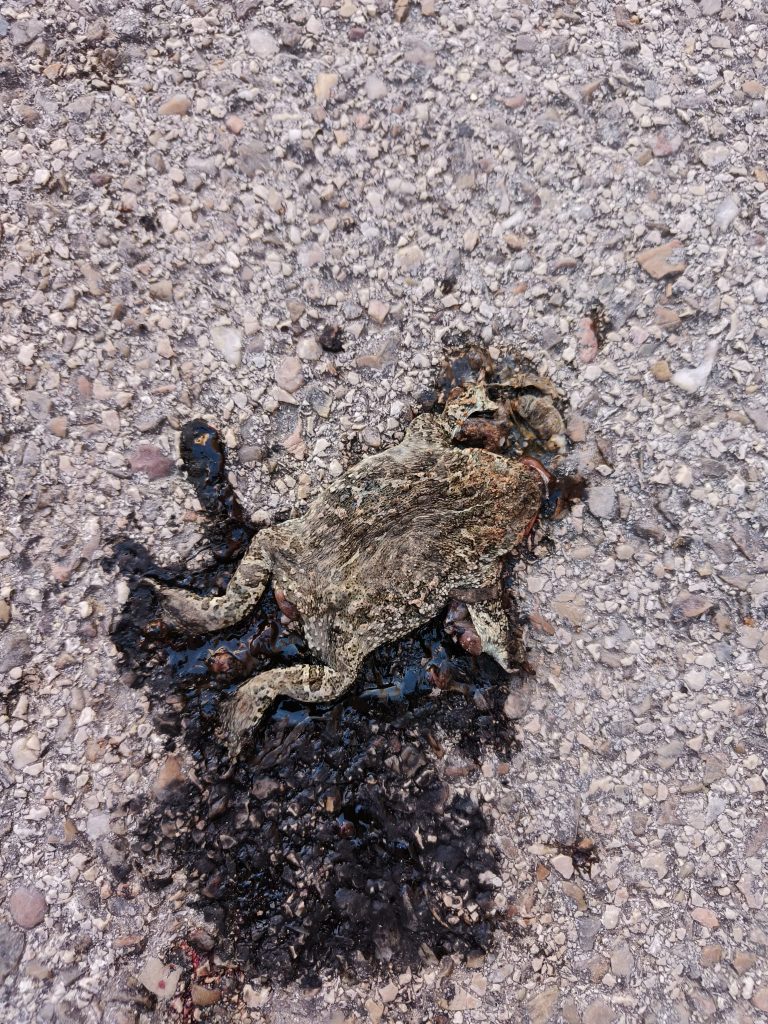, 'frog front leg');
149,536,272,633
222,663,353,755
445,590,513,671
467,601,513,670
